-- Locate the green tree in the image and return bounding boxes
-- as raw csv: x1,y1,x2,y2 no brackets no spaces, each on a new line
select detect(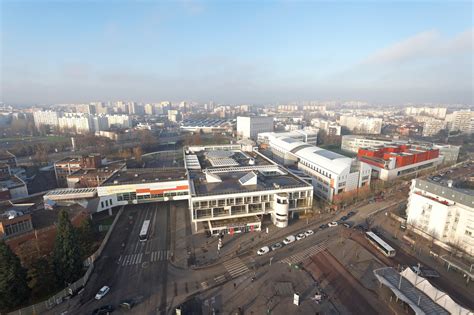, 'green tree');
28,257,56,299
52,210,83,287
0,241,30,311
77,218,95,258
